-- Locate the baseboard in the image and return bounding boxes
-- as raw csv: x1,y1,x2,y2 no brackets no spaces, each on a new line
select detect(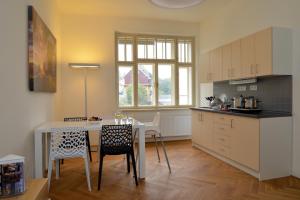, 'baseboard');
292,171,300,179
